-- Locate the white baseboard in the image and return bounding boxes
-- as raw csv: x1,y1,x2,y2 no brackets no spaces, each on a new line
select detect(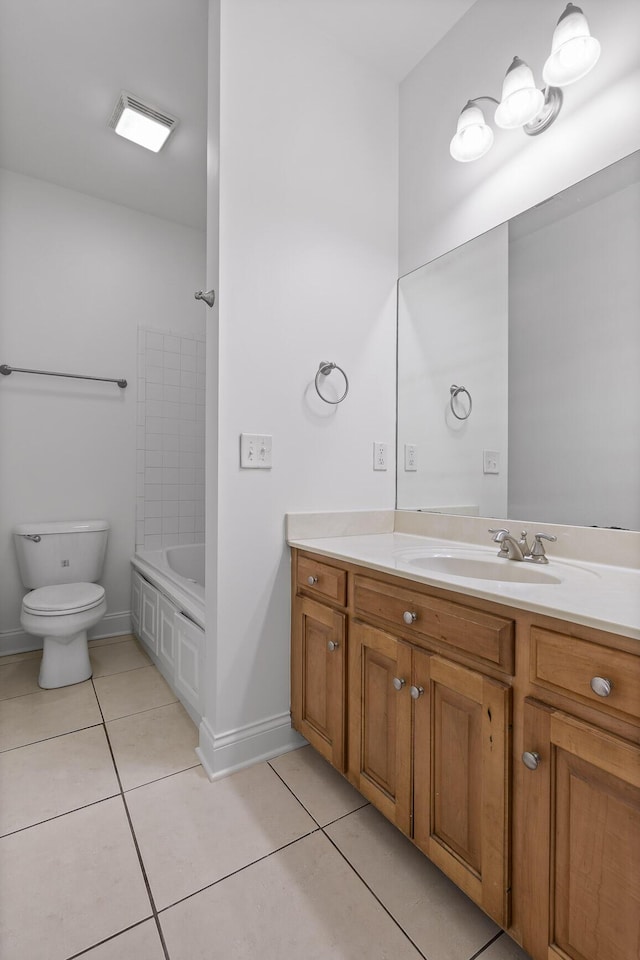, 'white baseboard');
197,712,306,781
0,610,133,657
